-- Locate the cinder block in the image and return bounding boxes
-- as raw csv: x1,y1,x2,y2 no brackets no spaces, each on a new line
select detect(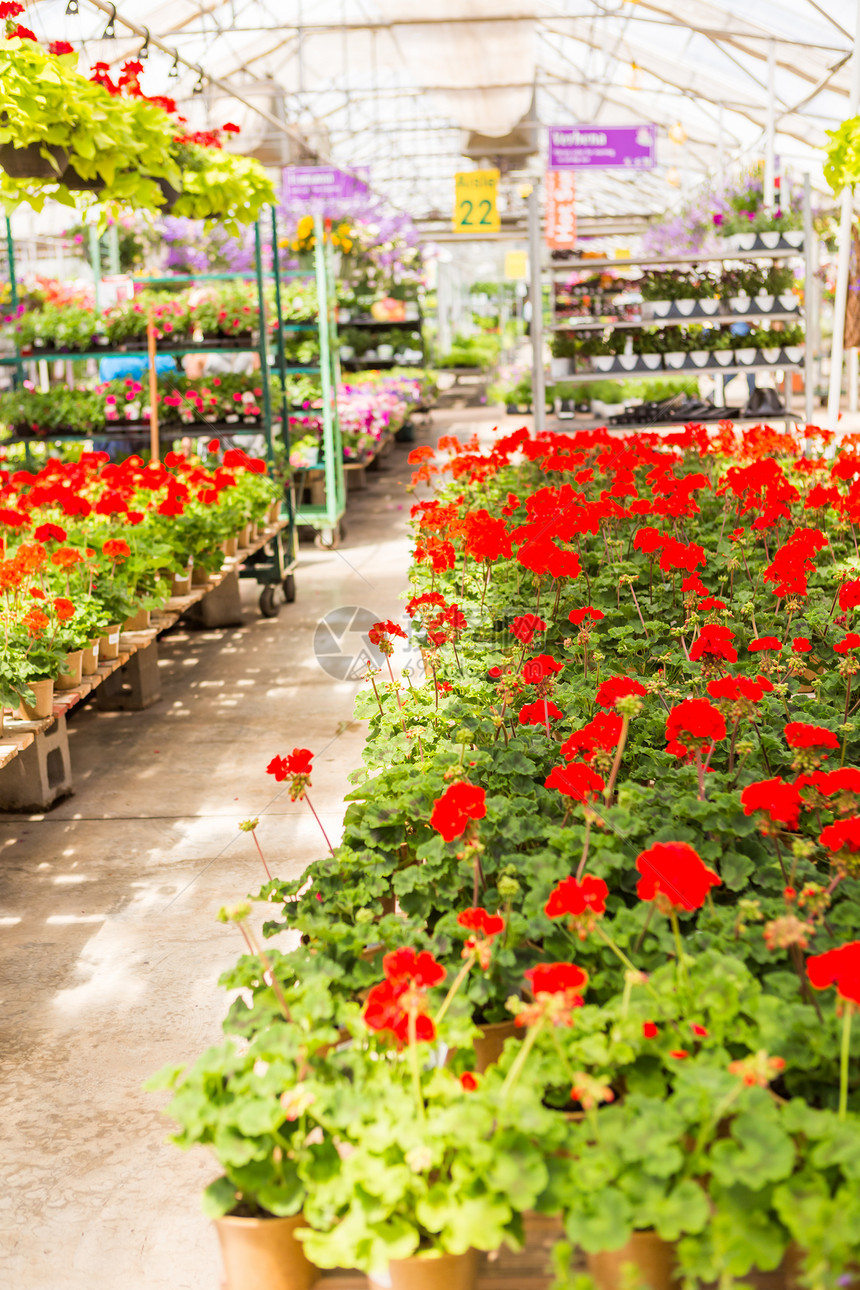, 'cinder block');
188,571,244,628
96,641,161,711
0,716,73,811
